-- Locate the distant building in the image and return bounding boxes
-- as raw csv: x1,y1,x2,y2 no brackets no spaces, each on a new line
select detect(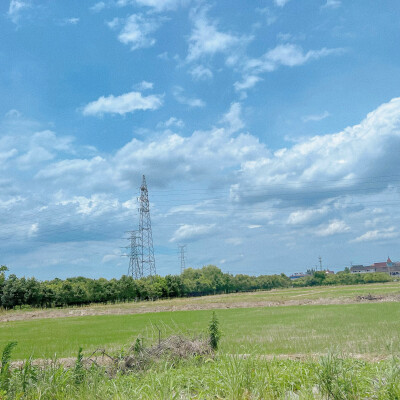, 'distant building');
350,257,400,276
325,269,335,275
289,272,308,280
289,270,334,280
